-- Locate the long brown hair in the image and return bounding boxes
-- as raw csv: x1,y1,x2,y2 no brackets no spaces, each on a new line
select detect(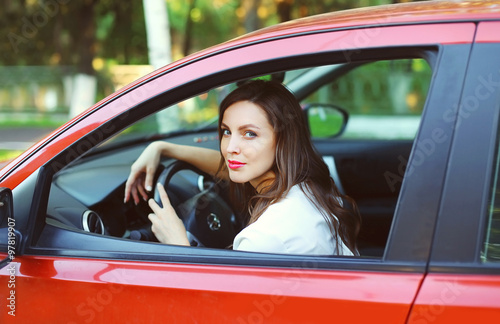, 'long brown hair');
217,80,361,254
